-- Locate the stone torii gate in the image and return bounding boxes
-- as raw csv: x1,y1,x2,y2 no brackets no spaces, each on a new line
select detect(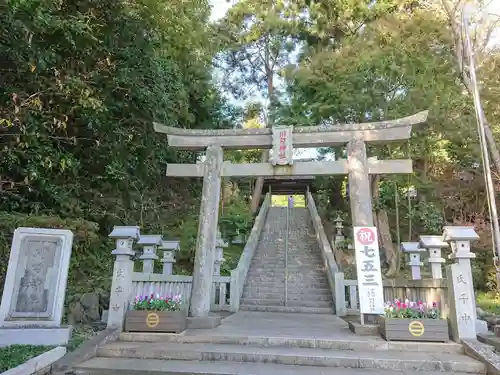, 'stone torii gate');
154,111,428,322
